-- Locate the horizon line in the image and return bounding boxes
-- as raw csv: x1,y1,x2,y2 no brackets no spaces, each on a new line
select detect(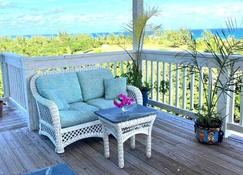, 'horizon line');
1,27,243,38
